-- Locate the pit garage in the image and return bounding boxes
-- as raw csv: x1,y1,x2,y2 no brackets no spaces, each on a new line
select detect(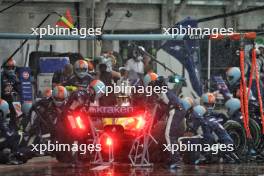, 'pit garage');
1,0,264,176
